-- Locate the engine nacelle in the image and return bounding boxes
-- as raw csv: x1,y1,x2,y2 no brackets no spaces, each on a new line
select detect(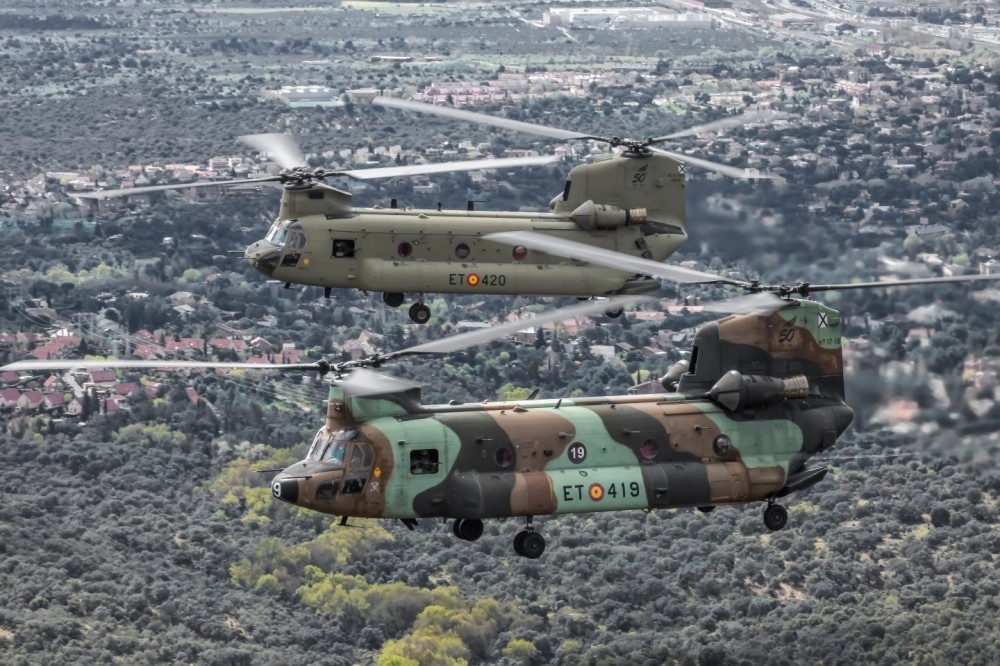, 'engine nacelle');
659,360,689,391
708,371,809,412
570,200,647,231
